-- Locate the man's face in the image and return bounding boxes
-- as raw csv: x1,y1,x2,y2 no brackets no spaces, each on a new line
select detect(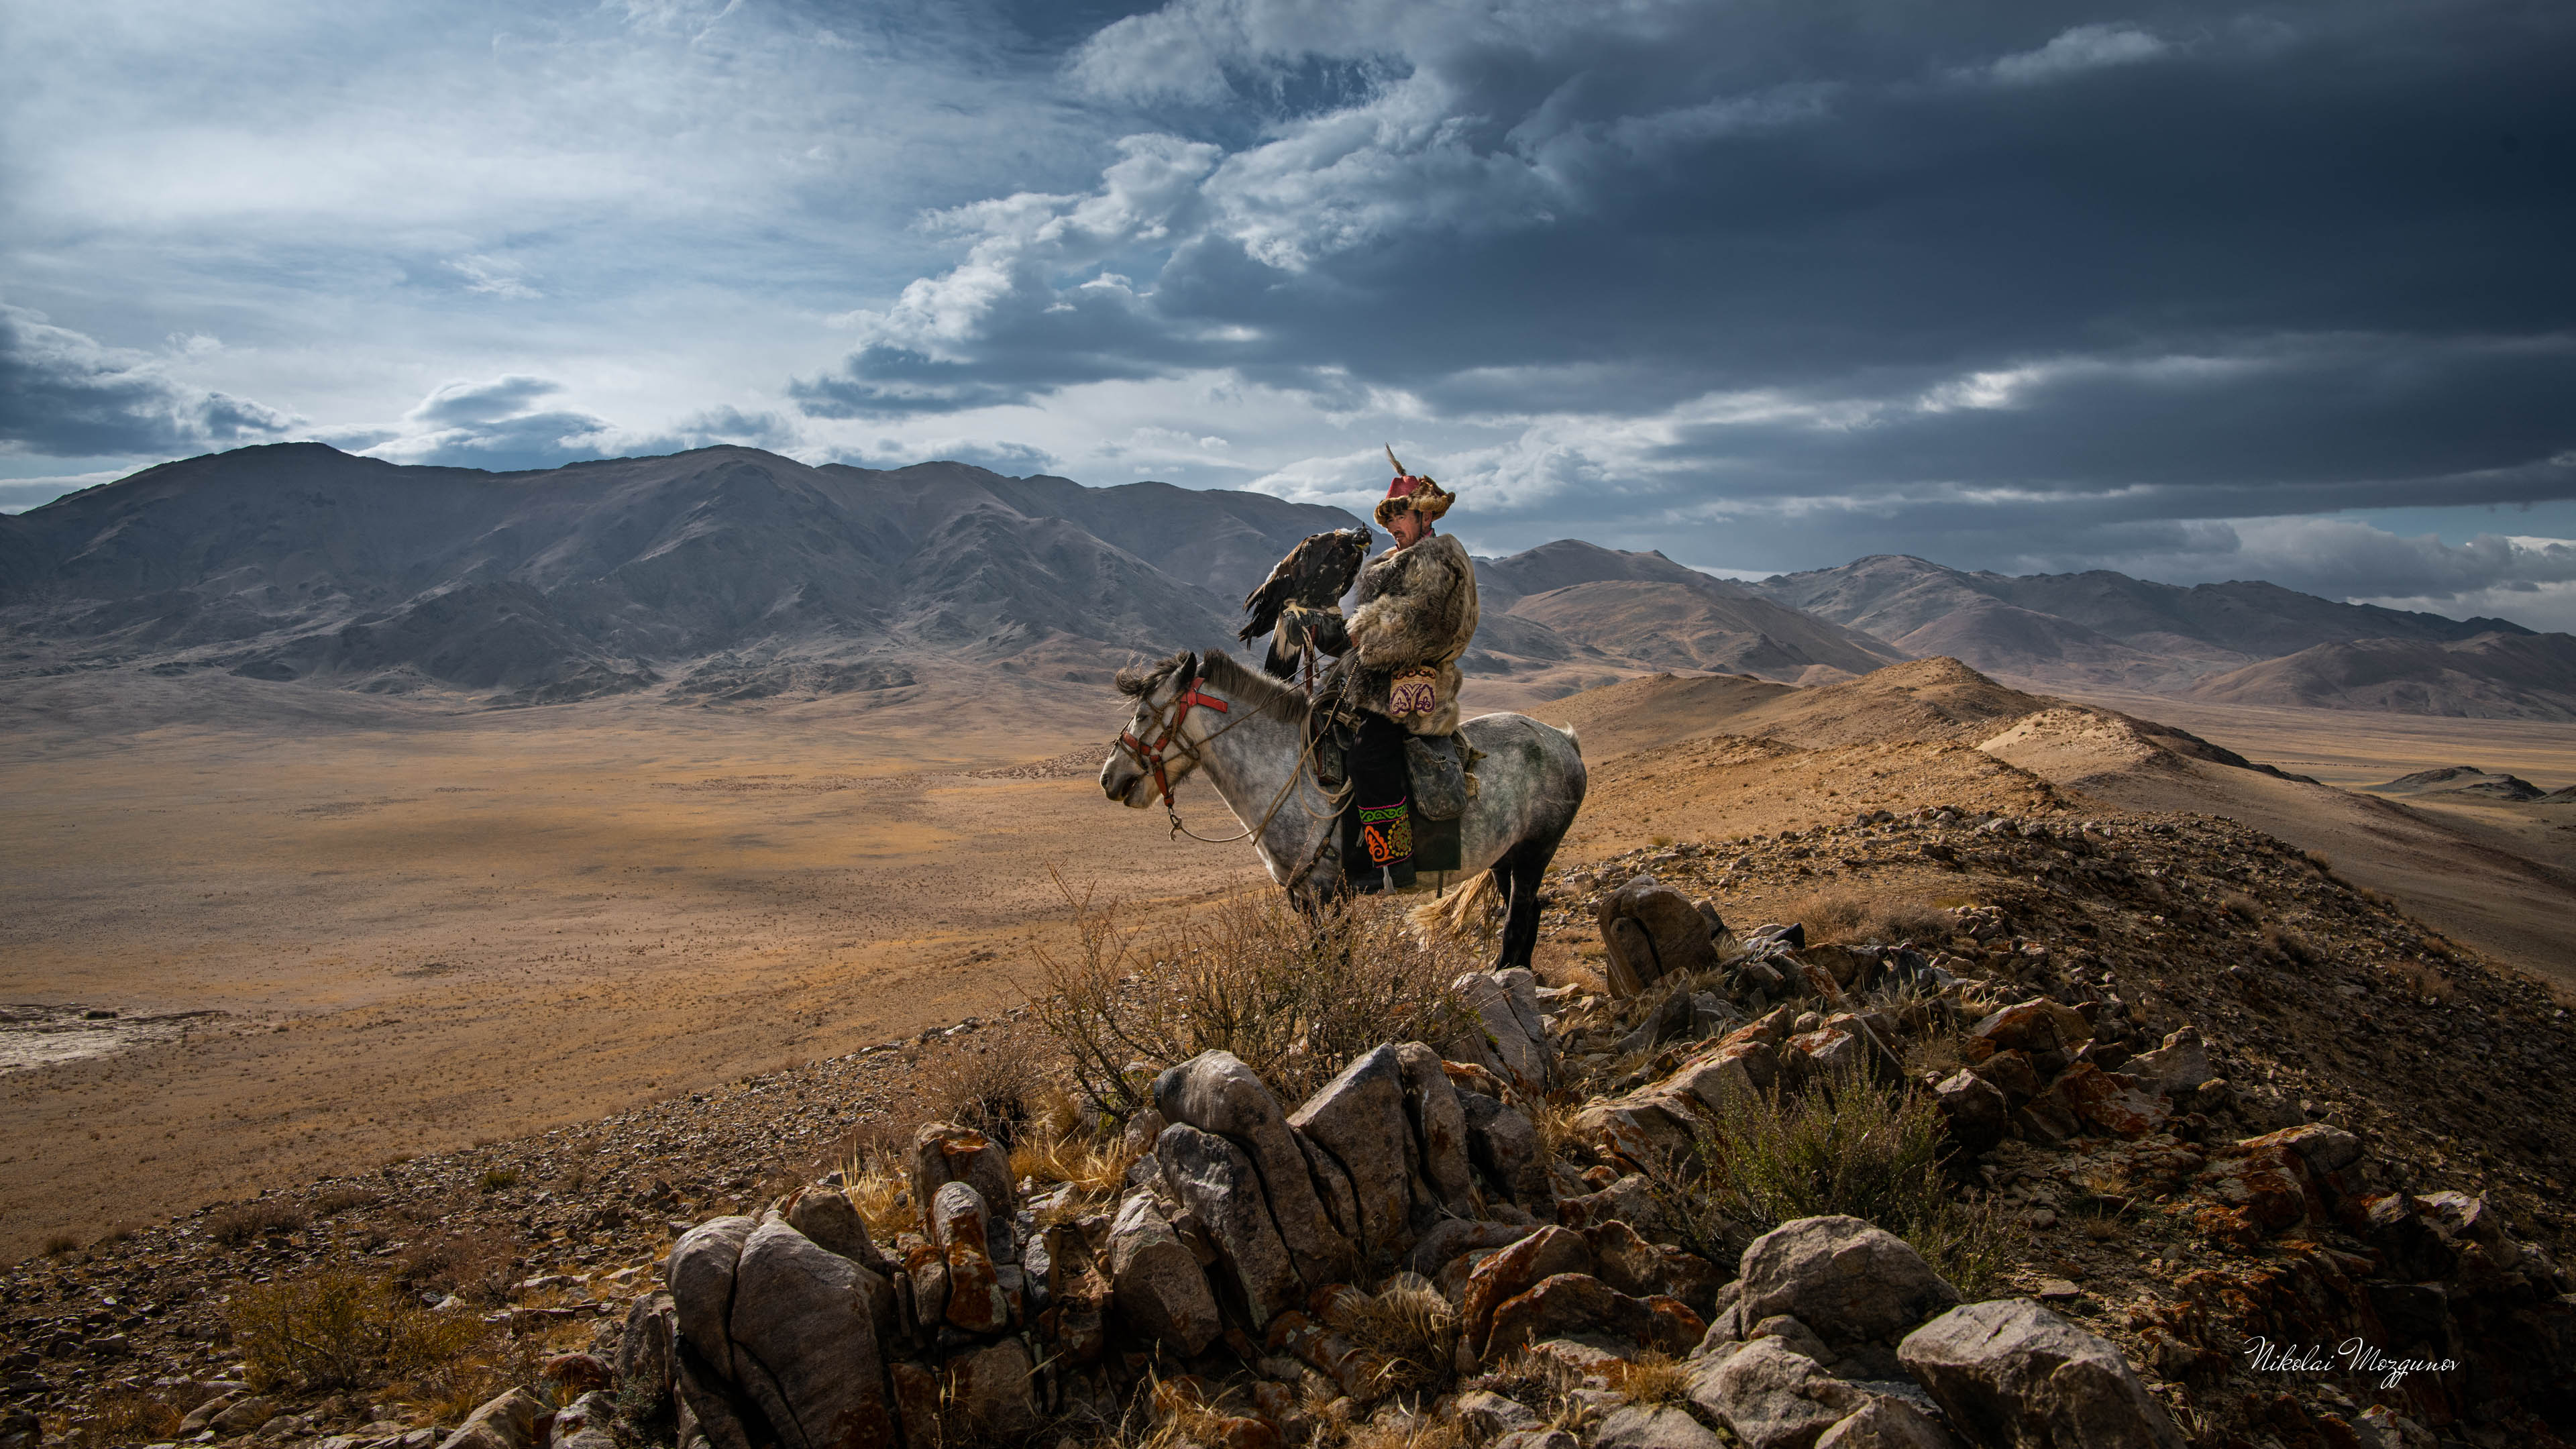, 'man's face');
1387,508,1427,547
